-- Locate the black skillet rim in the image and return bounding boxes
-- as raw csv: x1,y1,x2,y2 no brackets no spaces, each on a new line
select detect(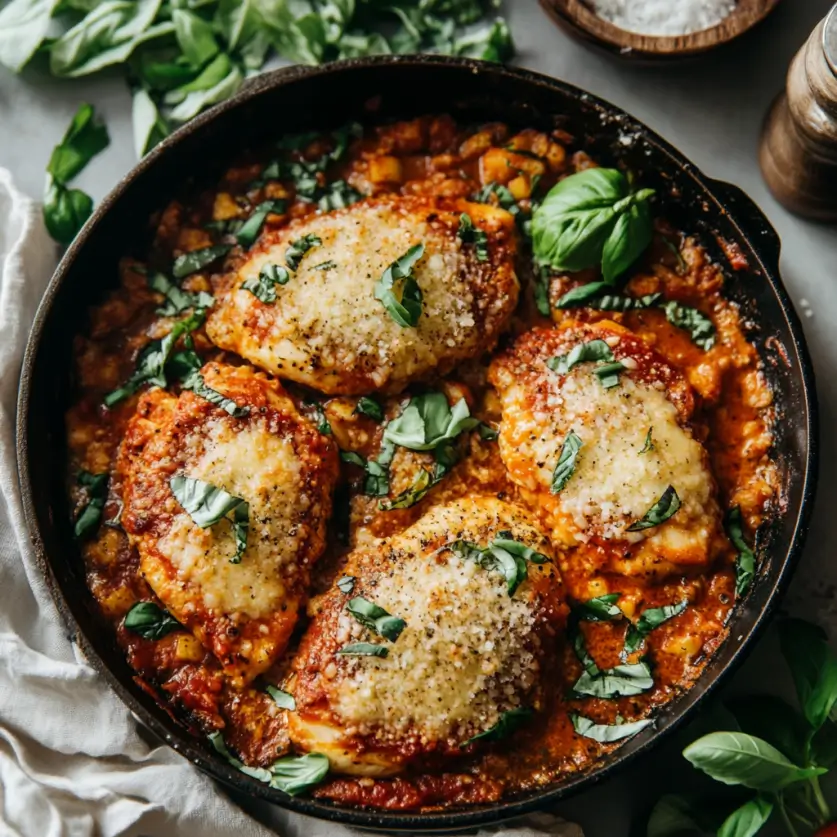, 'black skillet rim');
16,54,819,831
